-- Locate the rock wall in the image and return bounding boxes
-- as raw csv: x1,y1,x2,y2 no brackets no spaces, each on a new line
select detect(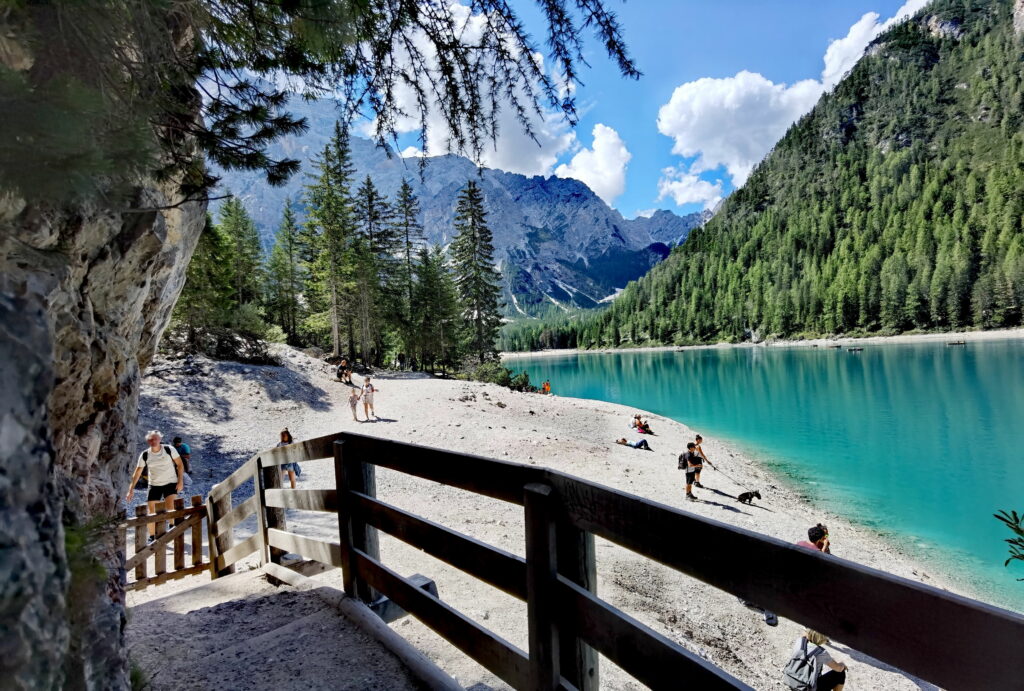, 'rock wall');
0,186,206,688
